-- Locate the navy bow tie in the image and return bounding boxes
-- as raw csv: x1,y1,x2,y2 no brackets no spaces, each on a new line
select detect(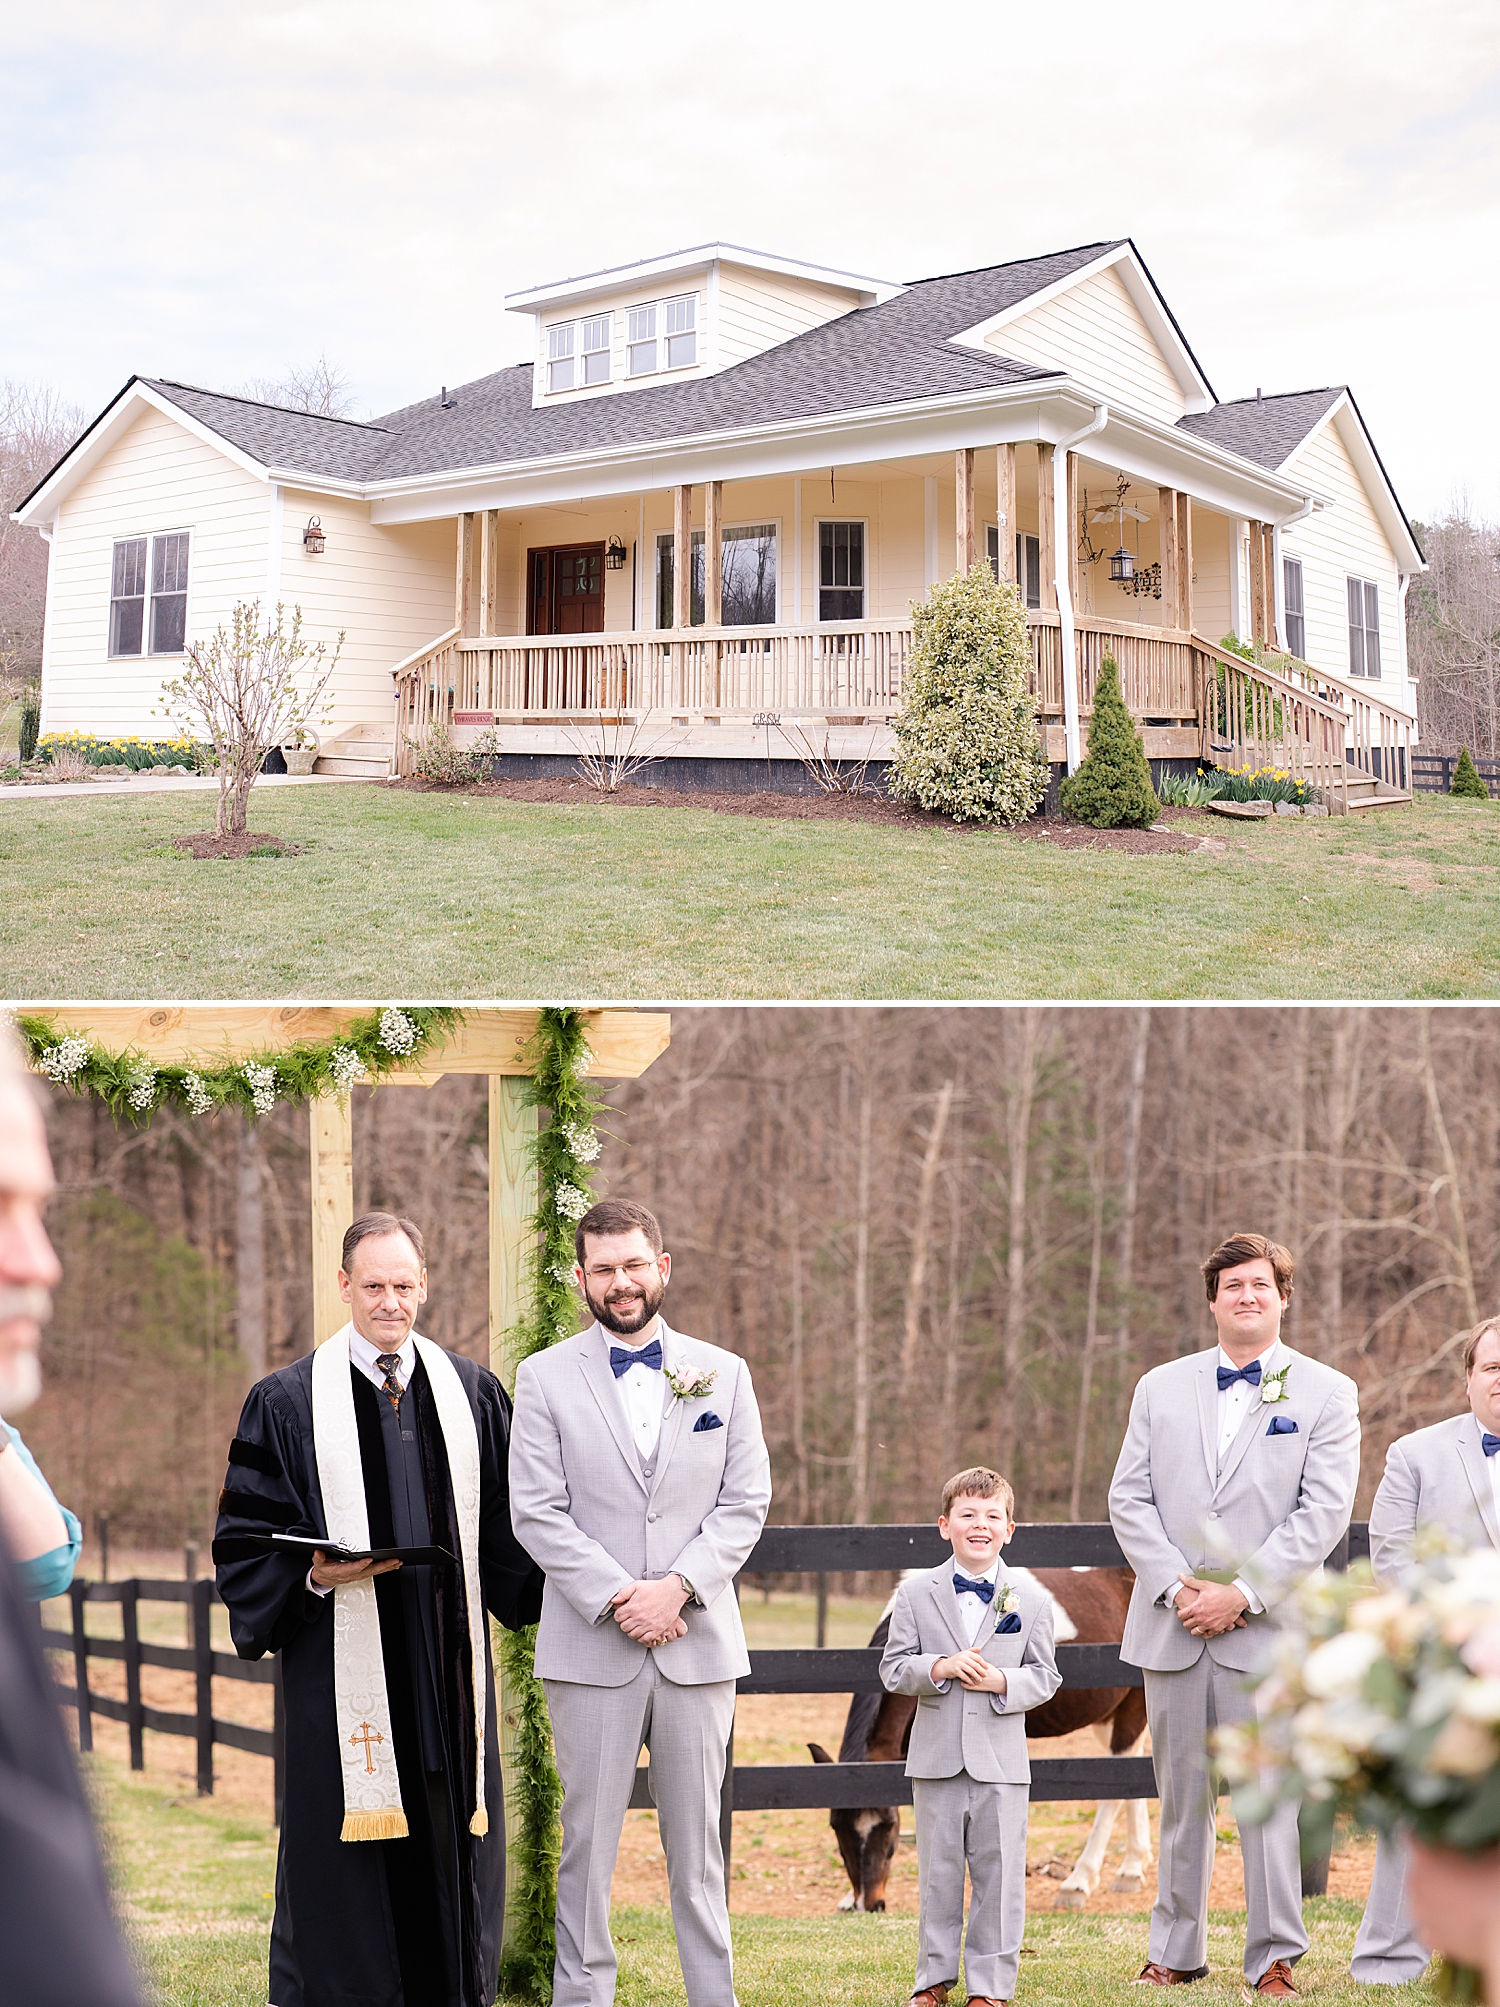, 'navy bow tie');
1217,1359,1263,1392
953,1574,995,1603
609,1337,662,1378
1484,1433,1500,1458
